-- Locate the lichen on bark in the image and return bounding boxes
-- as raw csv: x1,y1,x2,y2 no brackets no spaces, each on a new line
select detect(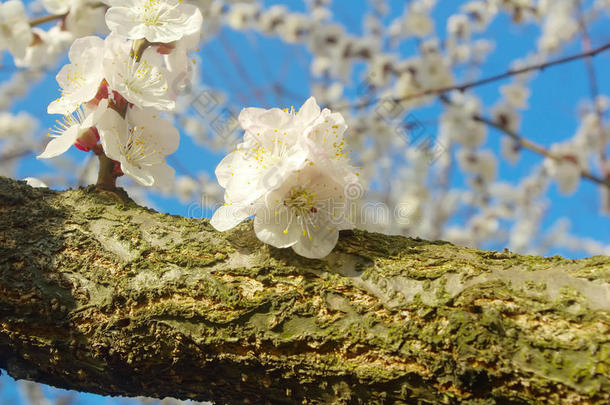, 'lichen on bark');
0,175,608,404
